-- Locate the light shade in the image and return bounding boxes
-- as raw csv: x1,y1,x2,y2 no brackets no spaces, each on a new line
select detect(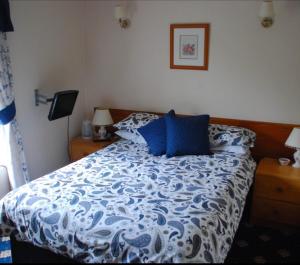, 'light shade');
259,0,275,19
285,128,300,149
92,109,113,126
114,5,127,20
